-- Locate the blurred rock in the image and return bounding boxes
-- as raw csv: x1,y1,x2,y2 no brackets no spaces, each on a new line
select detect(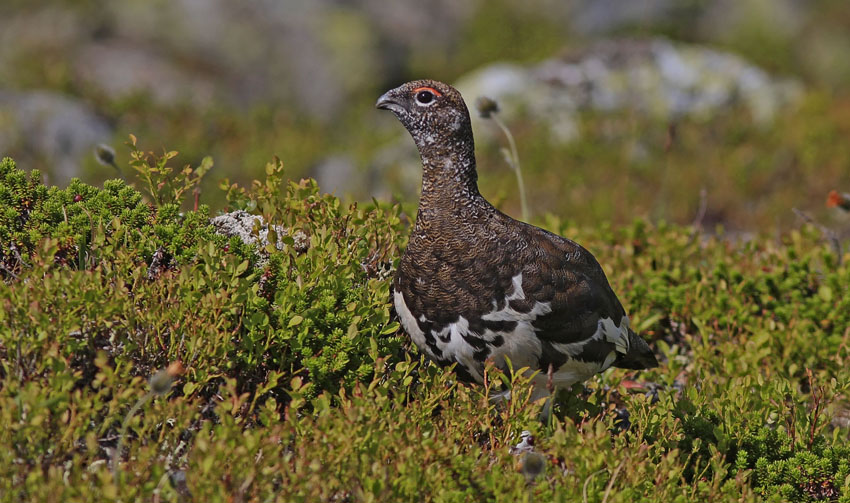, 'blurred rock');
0,0,480,121
74,41,217,107
566,0,679,35
456,38,804,146
510,430,535,456
211,210,309,257
370,38,804,198
0,7,85,69
0,90,112,185
0,1,825,188
211,210,284,250
95,0,383,120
